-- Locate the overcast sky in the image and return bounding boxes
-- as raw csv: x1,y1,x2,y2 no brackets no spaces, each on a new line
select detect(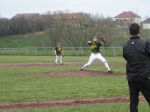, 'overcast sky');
0,0,150,20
